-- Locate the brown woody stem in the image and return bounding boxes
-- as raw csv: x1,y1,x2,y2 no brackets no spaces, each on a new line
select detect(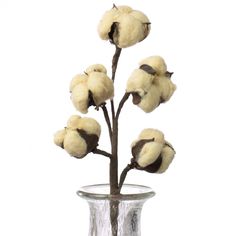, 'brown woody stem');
101,104,112,142
92,148,112,159
116,93,130,120
109,45,122,236
110,99,115,123
110,46,122,195
110,45,122,143
112,46,122,82
118,163,135,191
